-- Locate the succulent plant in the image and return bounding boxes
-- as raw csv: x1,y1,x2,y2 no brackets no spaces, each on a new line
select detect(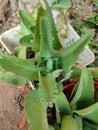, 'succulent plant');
0,0,98,130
